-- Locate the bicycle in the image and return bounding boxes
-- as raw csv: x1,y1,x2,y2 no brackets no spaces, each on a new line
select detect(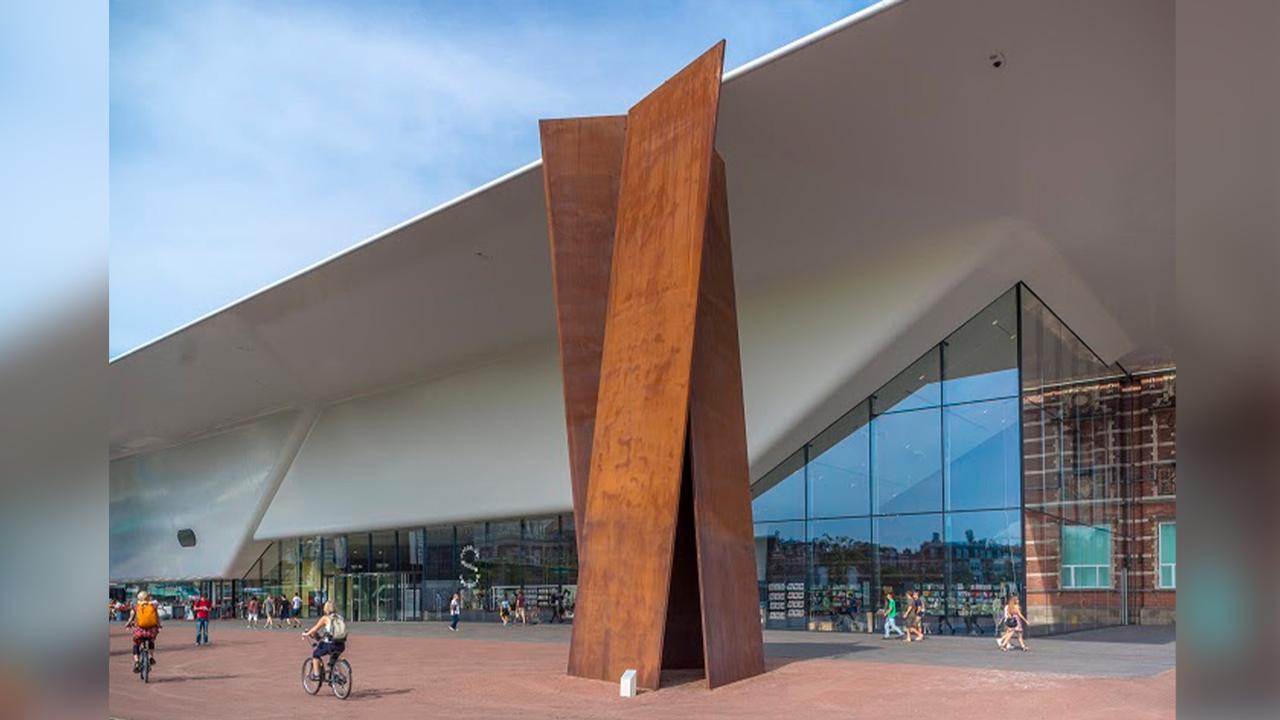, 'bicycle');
301,637,352,700
137,637,154,684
